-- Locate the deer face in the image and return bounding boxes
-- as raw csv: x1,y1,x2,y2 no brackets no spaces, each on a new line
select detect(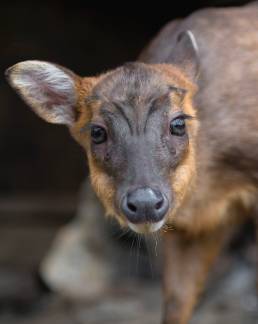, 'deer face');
6,32,199,234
